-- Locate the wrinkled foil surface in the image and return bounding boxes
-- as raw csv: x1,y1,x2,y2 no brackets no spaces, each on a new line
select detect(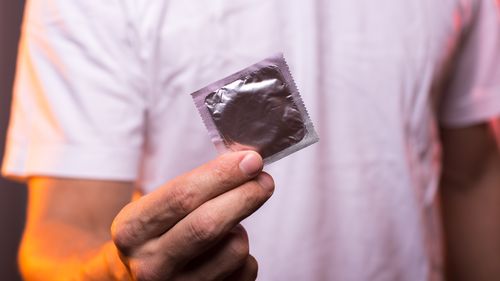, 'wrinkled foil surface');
205,66,305,159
